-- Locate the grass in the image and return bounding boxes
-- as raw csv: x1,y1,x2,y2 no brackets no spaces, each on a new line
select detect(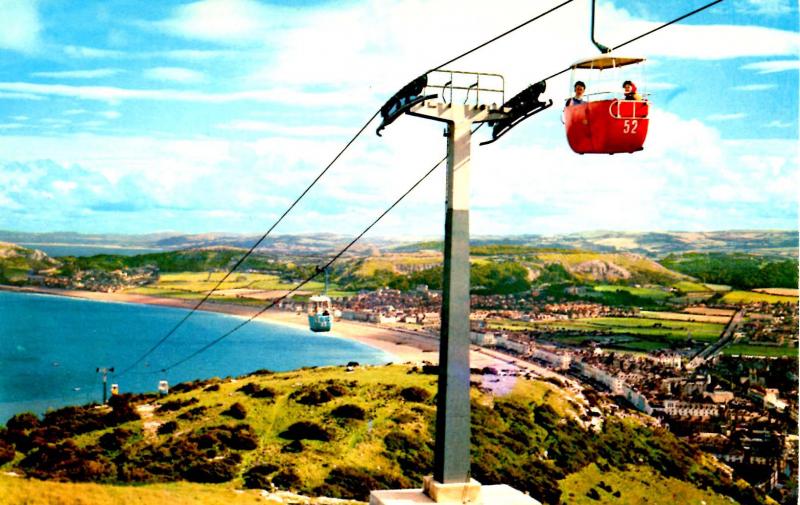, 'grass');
672,281,711,293
0,474,291,505
722,343,798,358
525,317,724,342
126,272,353,300
639,311,731,324
721,290,798,305
593,285,673,300
558,463,737,505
